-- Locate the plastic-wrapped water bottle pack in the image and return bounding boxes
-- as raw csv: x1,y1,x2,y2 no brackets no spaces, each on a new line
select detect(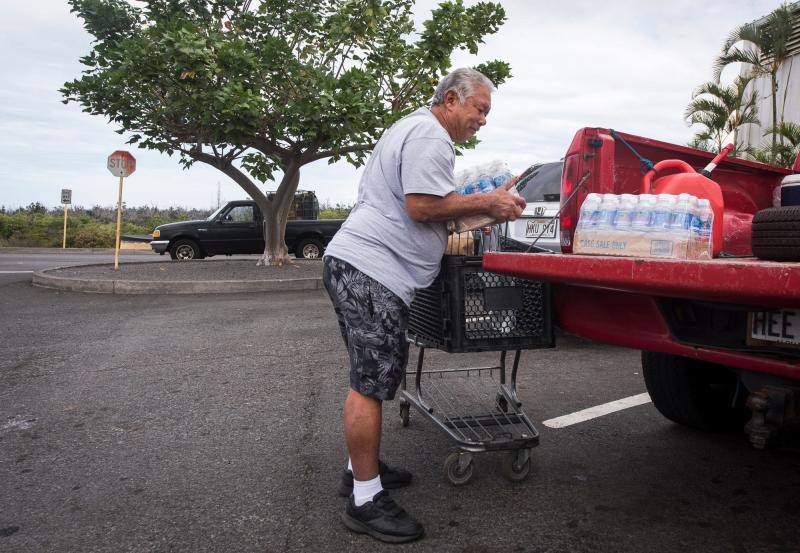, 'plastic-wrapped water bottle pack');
574,192,714,259
454,161,514,195
448,161,516,234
